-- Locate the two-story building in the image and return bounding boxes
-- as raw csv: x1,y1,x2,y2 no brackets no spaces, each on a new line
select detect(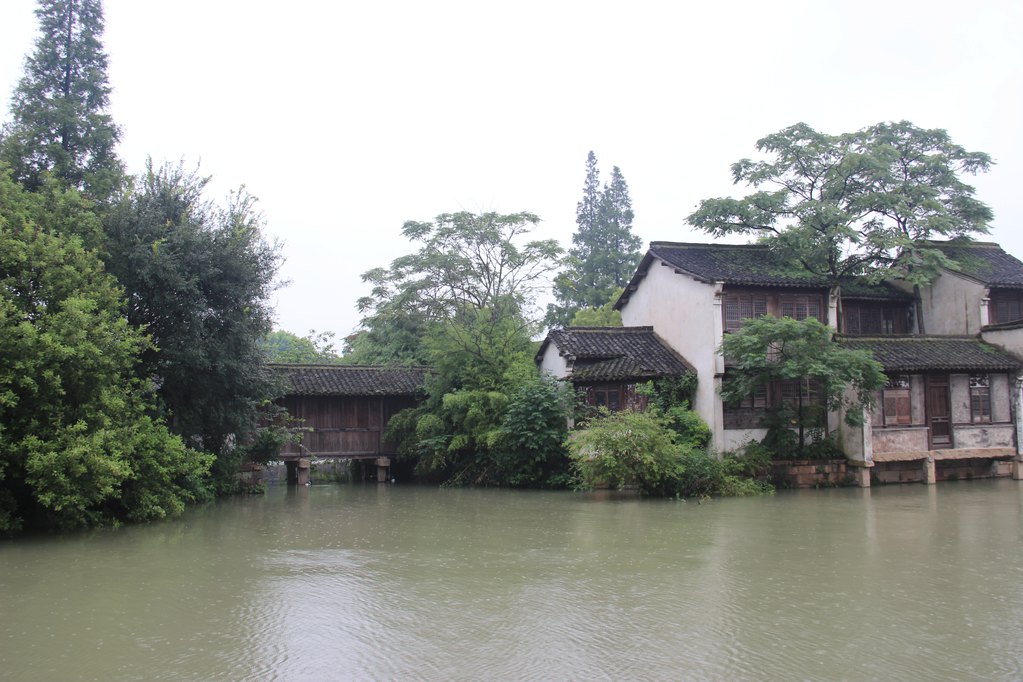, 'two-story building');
540,240,1023,486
